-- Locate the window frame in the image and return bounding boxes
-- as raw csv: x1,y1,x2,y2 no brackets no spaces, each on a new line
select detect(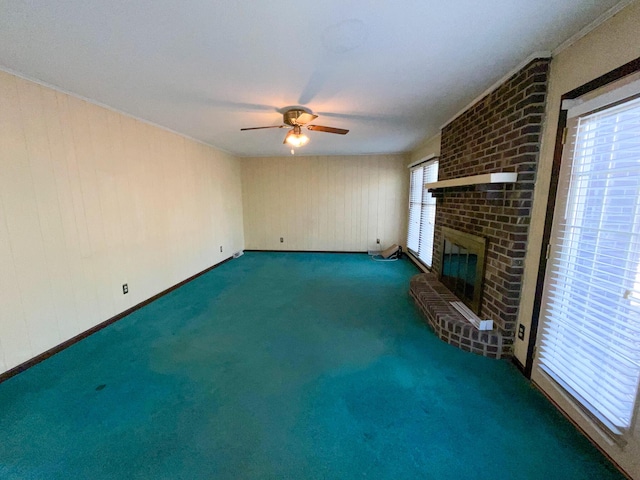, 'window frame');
528,58,640,478
407,156,438,268
535,92,640,436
